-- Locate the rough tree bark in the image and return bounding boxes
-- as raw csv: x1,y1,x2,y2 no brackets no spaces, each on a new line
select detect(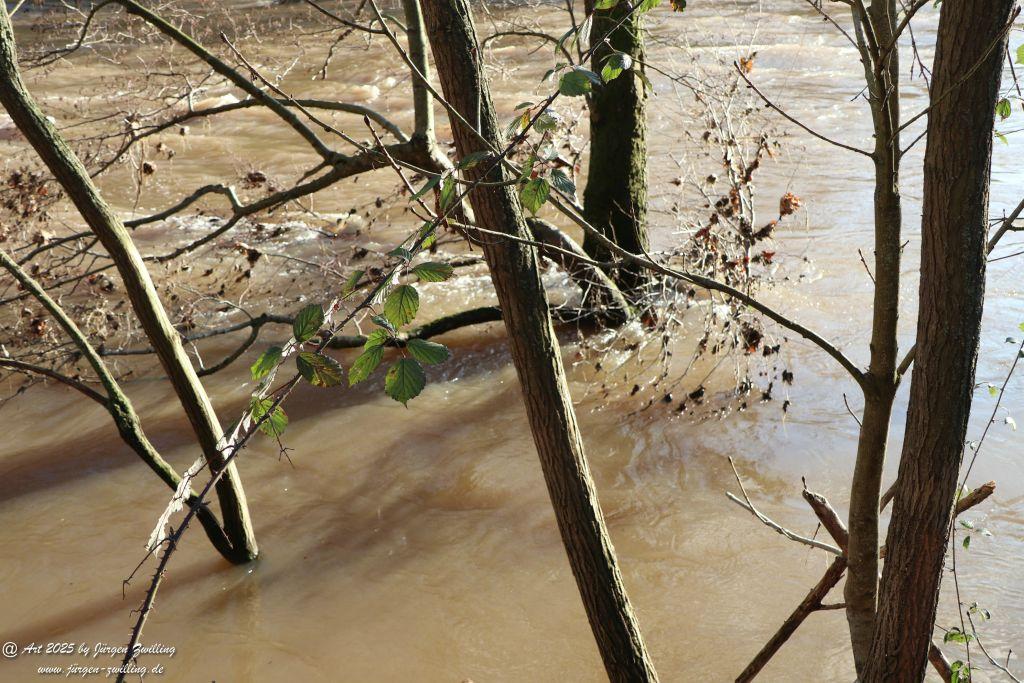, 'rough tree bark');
418,0,658,679
843,0,903,668
863,1,1014,679
582,0,650,298
395,0,630,324
0,5,258,563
